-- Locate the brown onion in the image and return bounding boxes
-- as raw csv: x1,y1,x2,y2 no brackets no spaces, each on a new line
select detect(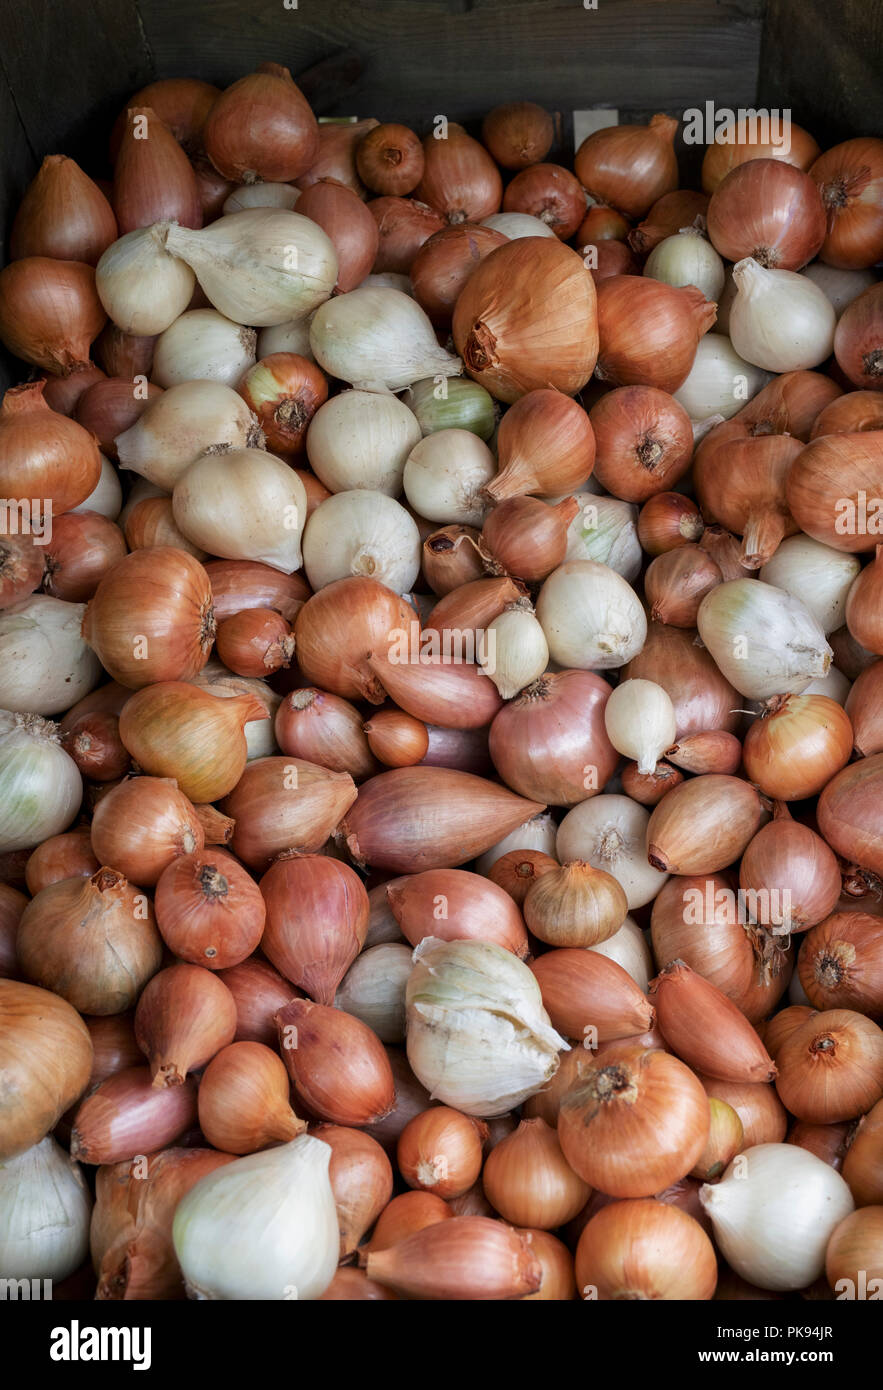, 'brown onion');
0,379,101,513
110,78,221,160
416,125,502,225
481,102,555,170
422,525,485,595
260,854,368,1003
559,1046,709,1198
826,1206,883,1297
75,376,162,459
0,978,93,1158
650,960,777,1083
155,850,265,970
275,997,395,1127
742,693,853,800
775,1008,883,1123
484,1117,589,1229
11,155,117,265
387,868,527,957
707,160,826,269
623,621,741,738
217,957,298,1047
695,432,804,568
578,205,632,244
646,775,768,875
699,1074,787,1146
524,860,627,949
70,1066,198,1164
237,351,327,456
0,883,26,976
275,687,376,780
113,107,202,234
198,1041,305,1154
215,608,294,678
135,963,236,1087
94,324,156,380
846,659,883,756
530,948,654,1042
397,1107,486,1200
739,806,842,934
590,386,694,502
665,730,743,775
364,710,428,768
594,277,716,392
0,259,106,375
785,432,883,554
221,756,357,873
488,849,559,908
293,577,416,702
453,240,599,404
841,1096,883,1204
576,1198,716,1300
90,777,204,888
296,119,380,198
798,911,883,1015
17,867,162,1016
487,388,596,499
367,196,445,274
810,137,883,270
480,497,577,582
365,648,501,732
503,164,585,239
621,761,685,806
40,511,127,602
845,547,883,657
811,390,883,439
628,189,710,255
575,115,679,219
787,1119,851,1170
411,223,508,324
702,120,820,195
295,180,379,294
637,493,705,555
645,546,722,626
356,124,424,197
203,64,318,184
205,558,309,624
0,535,49,611
313,1122,393,1257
